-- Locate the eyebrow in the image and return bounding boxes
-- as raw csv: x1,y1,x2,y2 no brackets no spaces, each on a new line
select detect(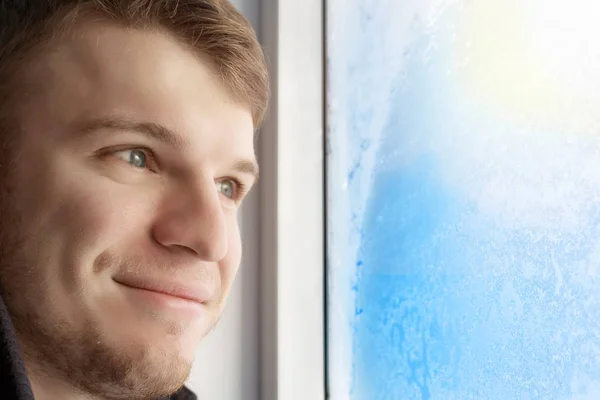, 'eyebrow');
232,159,260,183
79,117,260,182
80,117,188,149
